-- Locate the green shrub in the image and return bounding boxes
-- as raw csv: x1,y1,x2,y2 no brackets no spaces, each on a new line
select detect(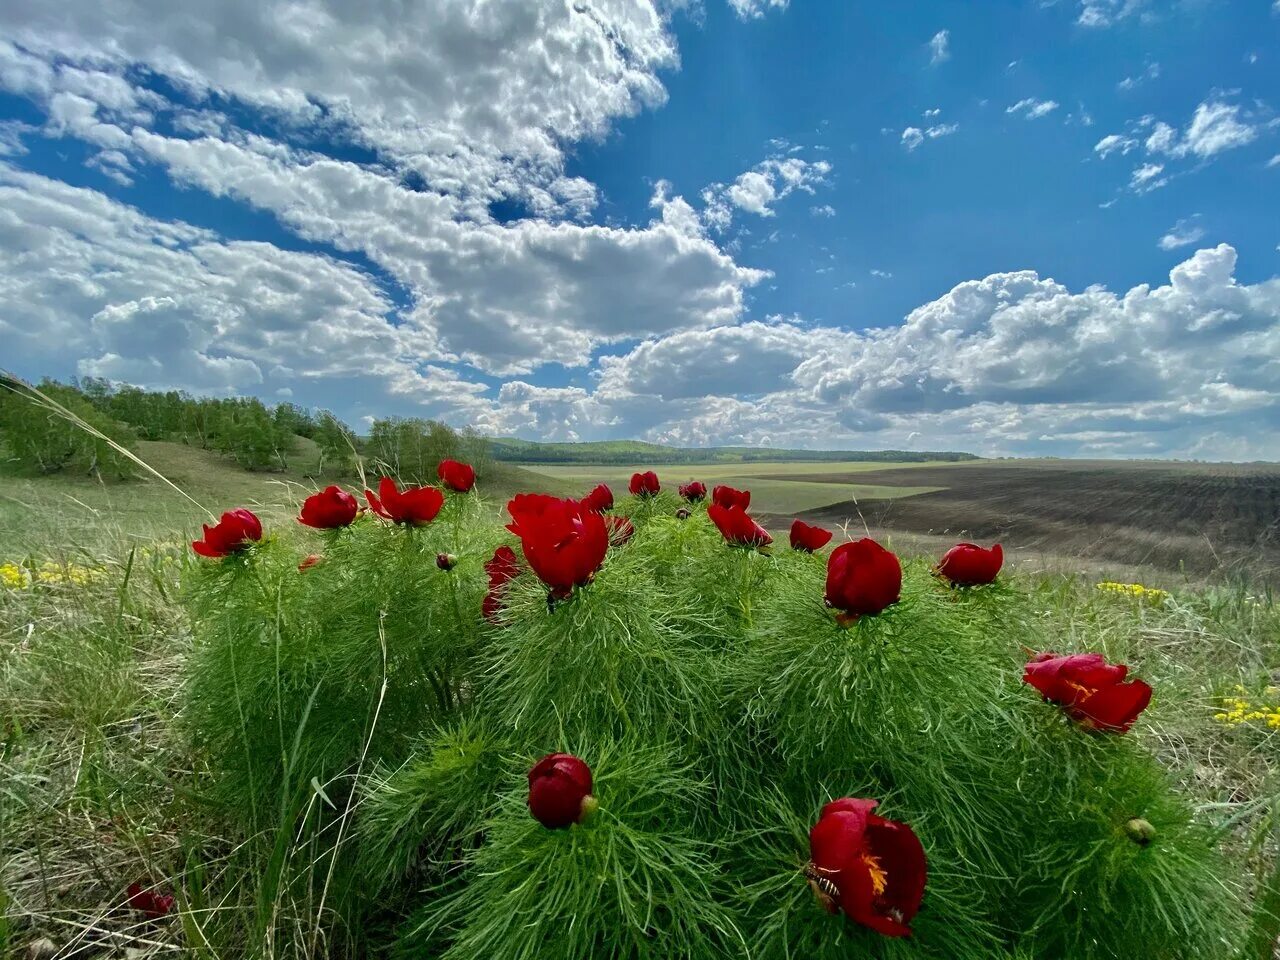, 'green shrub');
180,481,1246,958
